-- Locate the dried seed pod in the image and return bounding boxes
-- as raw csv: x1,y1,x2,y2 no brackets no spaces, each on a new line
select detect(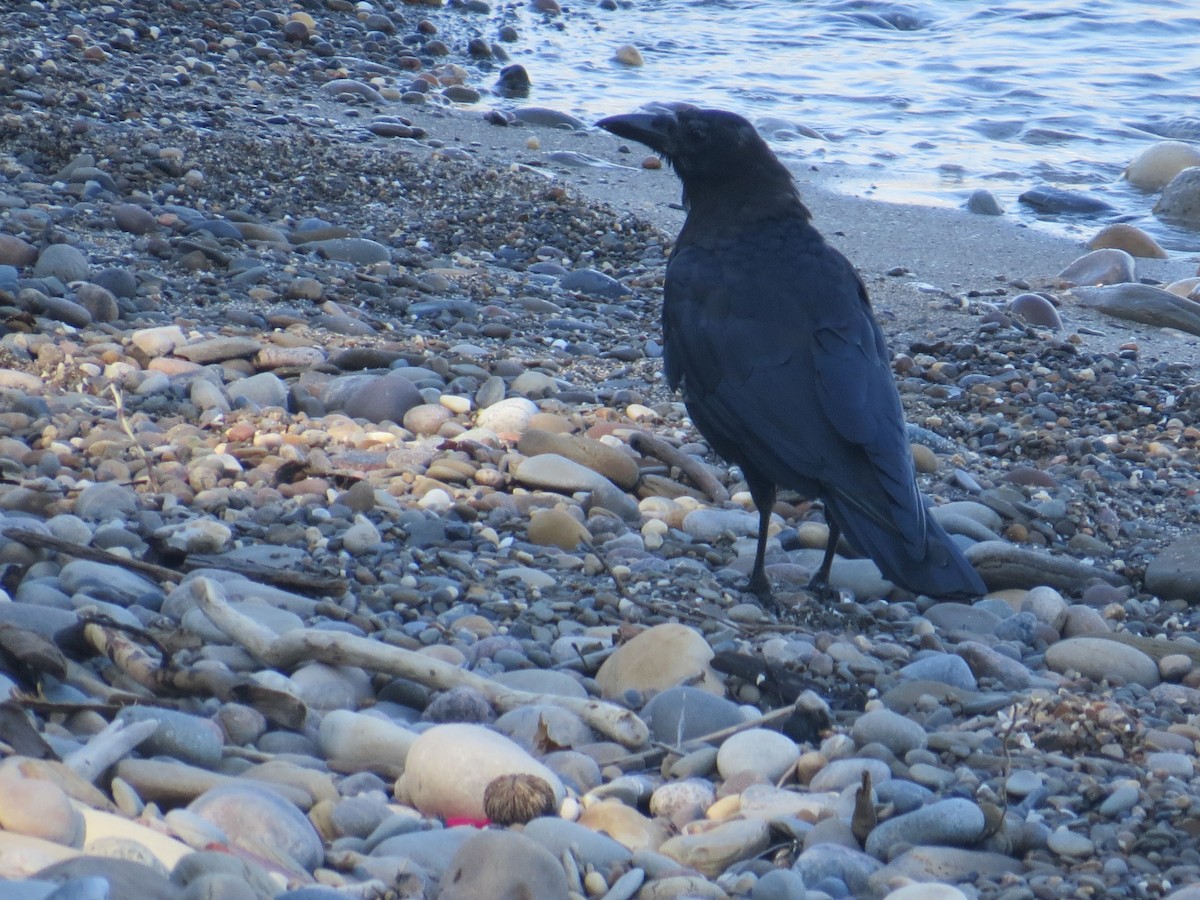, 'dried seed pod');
483,773,557,825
